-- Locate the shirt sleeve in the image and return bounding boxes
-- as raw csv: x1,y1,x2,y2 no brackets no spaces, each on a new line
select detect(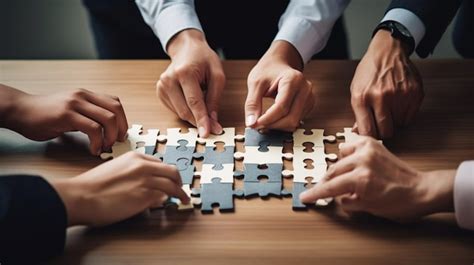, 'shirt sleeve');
274,0,350,64
135,0,203,52
381,8,426,49
454,161,474,231
0,175,68,263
